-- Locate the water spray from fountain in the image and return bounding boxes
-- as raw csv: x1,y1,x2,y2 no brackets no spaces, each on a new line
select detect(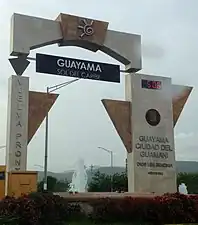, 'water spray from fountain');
68,158,88,193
